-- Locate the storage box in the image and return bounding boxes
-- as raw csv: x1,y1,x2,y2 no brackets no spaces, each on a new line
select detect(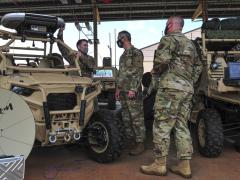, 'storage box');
0,155,25,180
